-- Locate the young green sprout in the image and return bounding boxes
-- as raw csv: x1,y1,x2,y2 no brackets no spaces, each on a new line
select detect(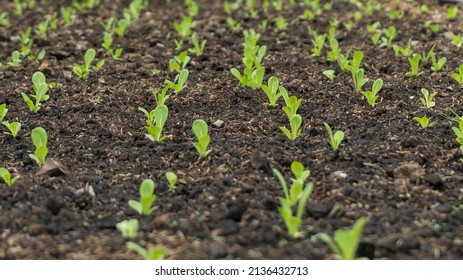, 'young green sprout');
165,171,177,192
261,76,283,106
8,51,21,67
381,26,397,47
21,72,51,113
73,48,105,78
323,122,345,151
115,18,130,37
430,53,446,72
280,114,303,141
420,88,436,109
60,7,76,26
116,219,139,238
150,84,171,106
327,38,340,62
361,78,383,107
126,242,166,260
188,33,207,56
29,127,48,166
315,217,367,260
0,167,20,187
451,64,463,85
273,161,314,238
406,54,422,78
192,119,212,158
413,116,436,129
323,70,335,82
452,120,463,145
173,16,196,38
447,5,458,20
169,51,190,73
0,103,7,122
128,179,158,215
139,104,169,142
282,95,302,119
164,69,189,93
311,33,326,57
2,121,21,138
275,17,287,30
352,68,369,92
